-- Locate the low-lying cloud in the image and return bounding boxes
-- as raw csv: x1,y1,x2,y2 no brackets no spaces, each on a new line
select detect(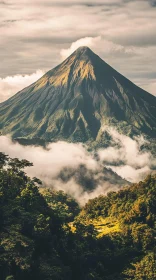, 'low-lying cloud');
0,128,155,205
98,128,151,169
